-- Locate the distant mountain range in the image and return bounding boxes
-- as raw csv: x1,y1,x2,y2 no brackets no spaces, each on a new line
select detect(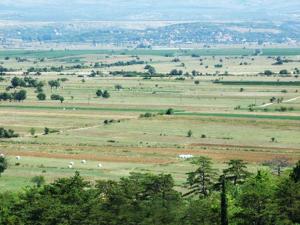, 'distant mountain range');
0,1,299,47
0,0,299,22
1,21,300,47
